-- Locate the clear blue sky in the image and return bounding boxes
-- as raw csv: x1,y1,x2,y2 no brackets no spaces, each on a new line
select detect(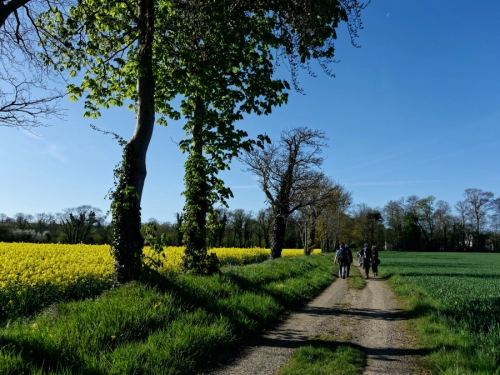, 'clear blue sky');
1,0,499,223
